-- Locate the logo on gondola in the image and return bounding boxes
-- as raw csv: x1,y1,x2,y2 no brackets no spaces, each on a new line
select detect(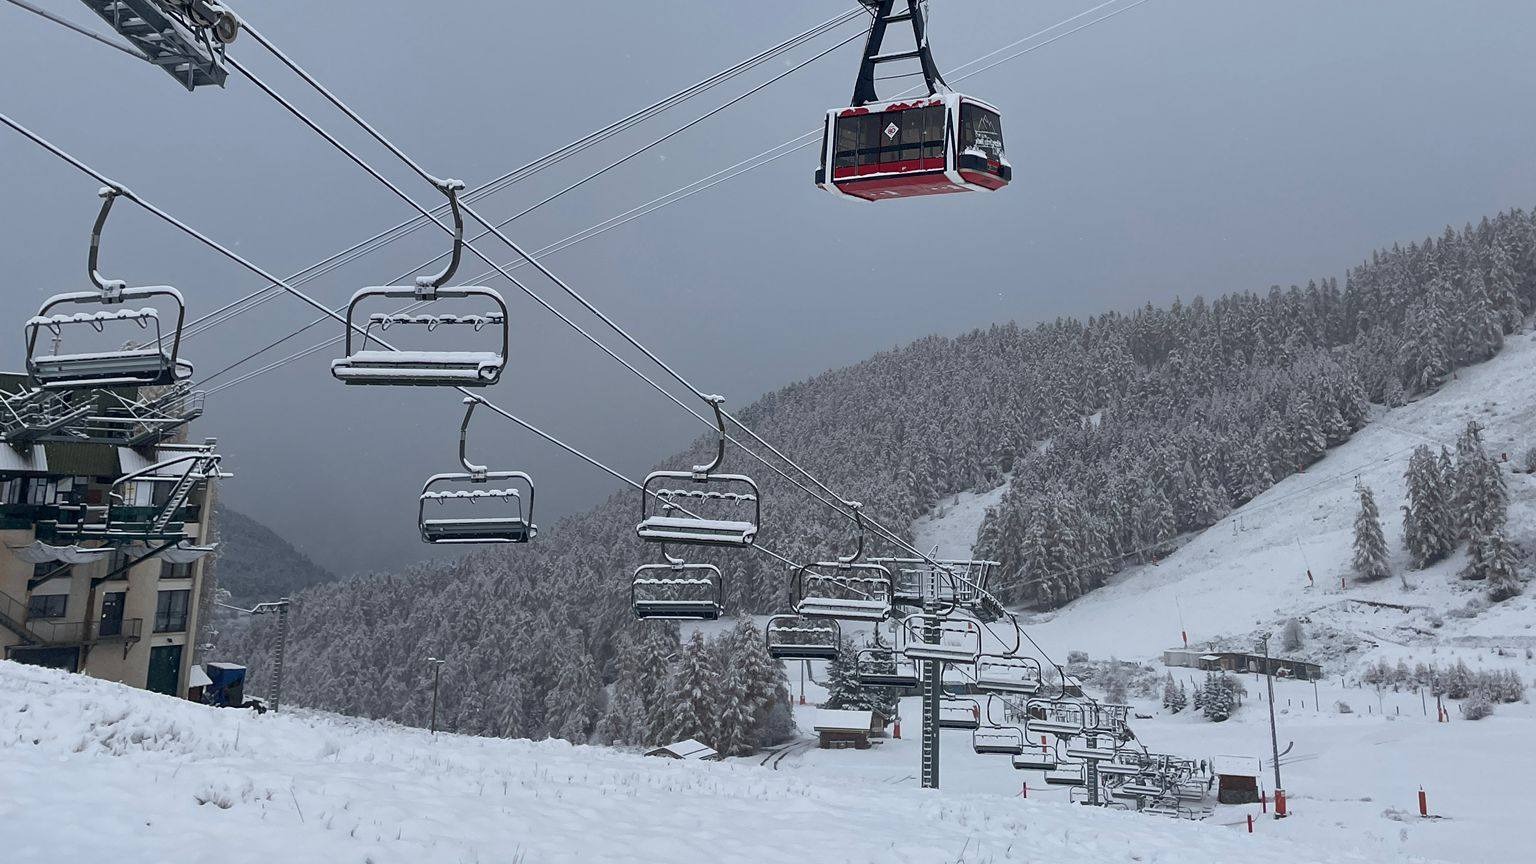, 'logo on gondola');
884,122,900,140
